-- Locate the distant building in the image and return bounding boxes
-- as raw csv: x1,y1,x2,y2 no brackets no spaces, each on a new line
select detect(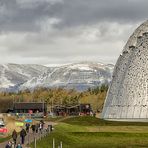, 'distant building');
13,102,47,114
53,104,91,116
